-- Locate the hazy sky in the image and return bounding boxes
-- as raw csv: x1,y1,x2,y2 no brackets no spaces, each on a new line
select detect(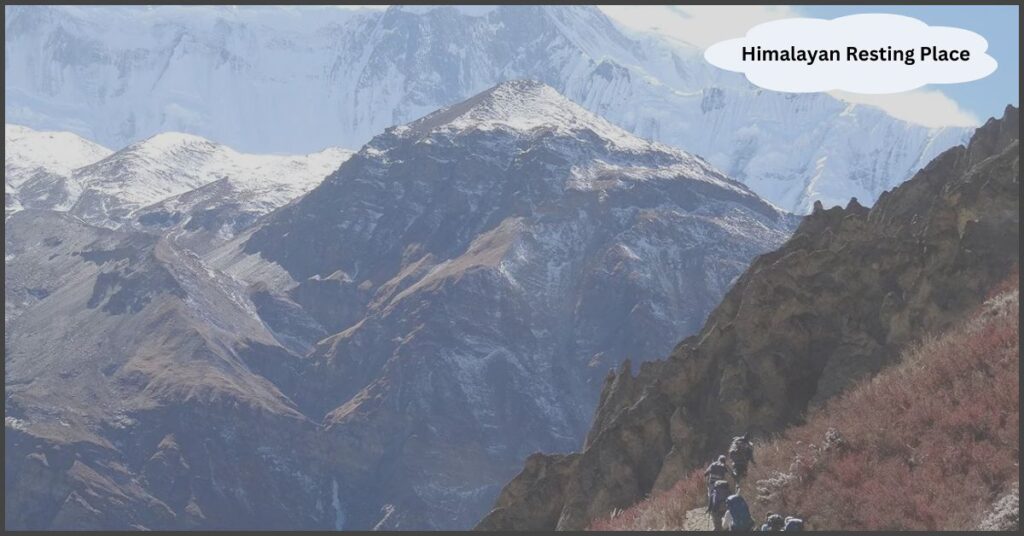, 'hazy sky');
597,5,1019,127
